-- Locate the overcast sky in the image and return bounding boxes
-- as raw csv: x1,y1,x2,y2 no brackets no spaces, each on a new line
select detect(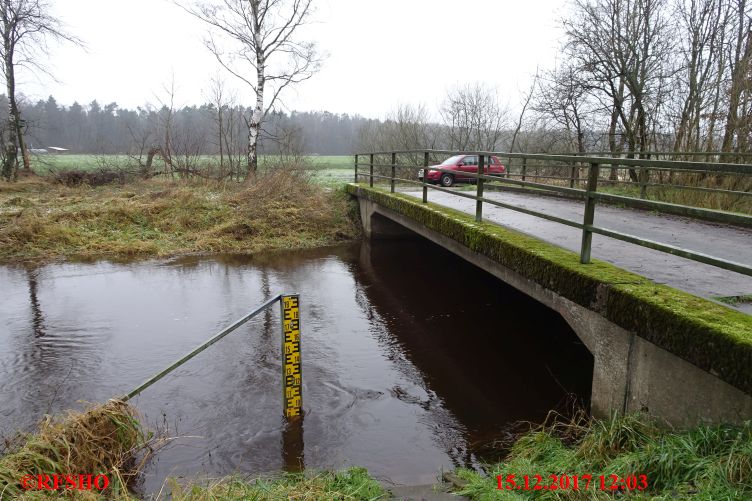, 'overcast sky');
21,0,569,119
